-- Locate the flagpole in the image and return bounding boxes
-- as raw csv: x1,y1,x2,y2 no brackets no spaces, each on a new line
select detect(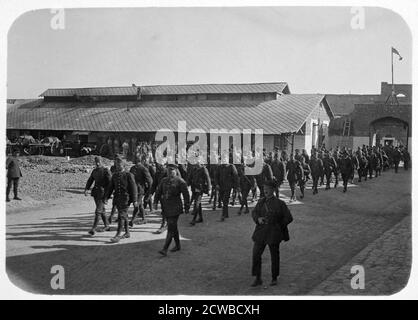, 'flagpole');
391,48,395,104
